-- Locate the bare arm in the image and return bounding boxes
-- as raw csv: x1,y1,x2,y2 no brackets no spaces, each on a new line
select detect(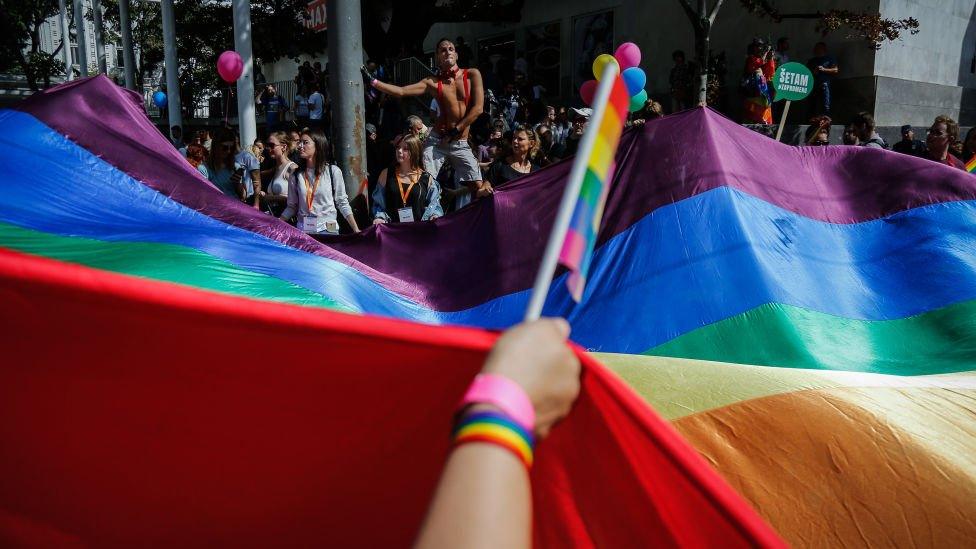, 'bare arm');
416,442,530,549
456,69,485,131
372,79,431,98
250,170,262,210
415,319,581,548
